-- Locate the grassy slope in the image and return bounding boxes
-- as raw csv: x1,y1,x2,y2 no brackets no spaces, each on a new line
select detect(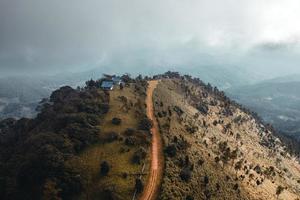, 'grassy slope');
154,79,300,200
74,84,150,200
